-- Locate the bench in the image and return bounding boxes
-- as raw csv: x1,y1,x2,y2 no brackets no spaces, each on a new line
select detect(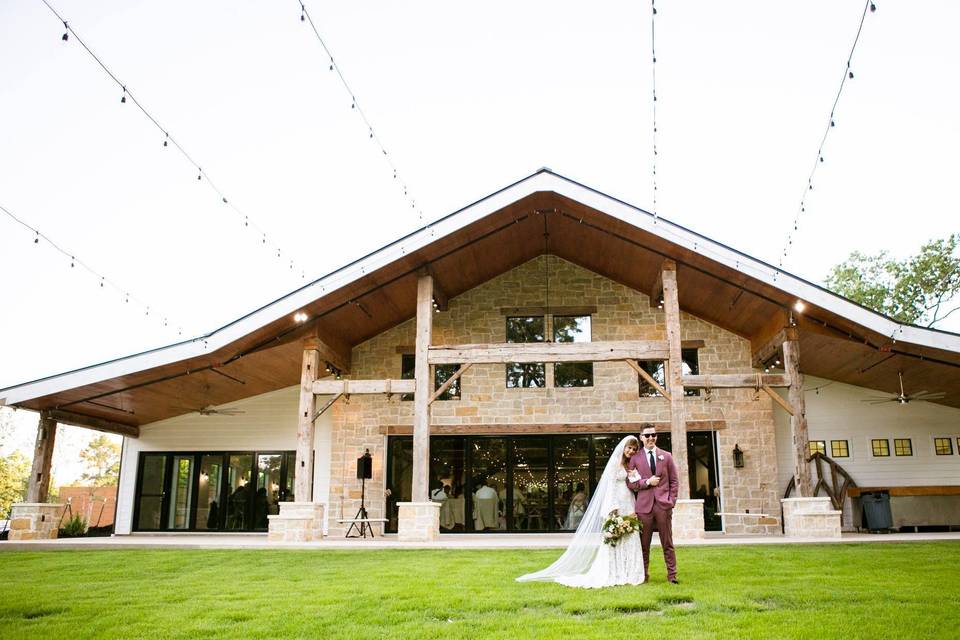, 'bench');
336,517,389,538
